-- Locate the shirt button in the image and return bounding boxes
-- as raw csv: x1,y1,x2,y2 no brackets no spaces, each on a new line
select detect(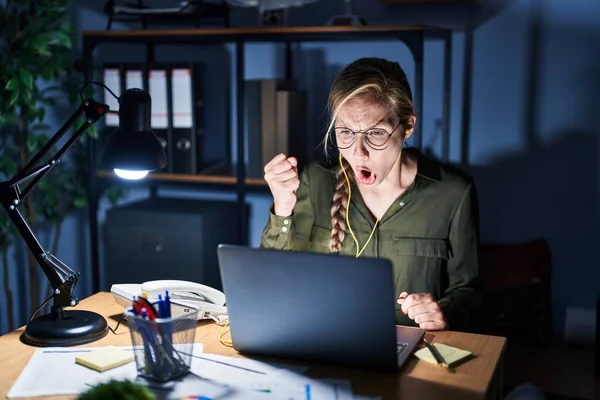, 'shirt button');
283,219,289,225
282,227,288,233
399,201,405,207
